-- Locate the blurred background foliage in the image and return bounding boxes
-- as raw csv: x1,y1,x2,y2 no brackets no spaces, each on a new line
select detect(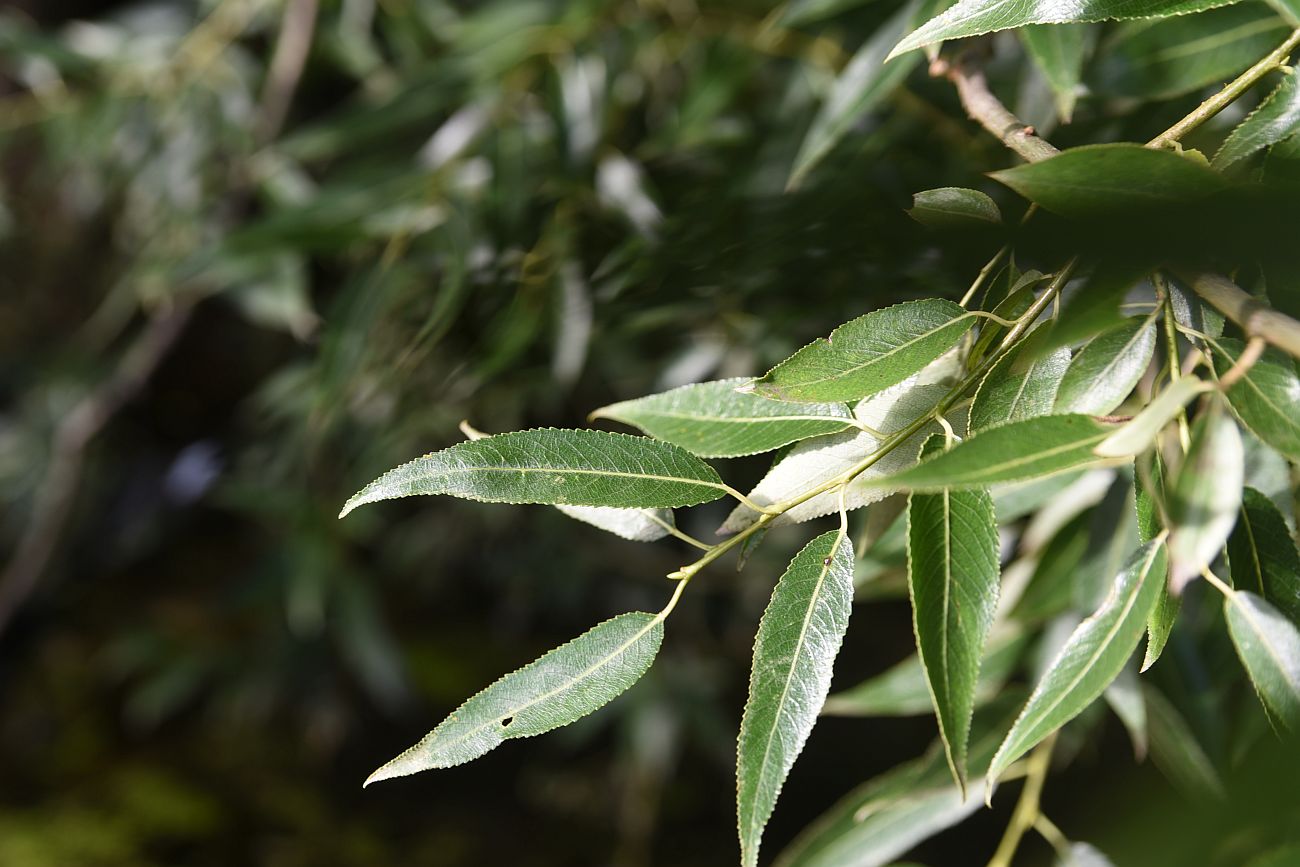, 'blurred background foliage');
1,0,1298,865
